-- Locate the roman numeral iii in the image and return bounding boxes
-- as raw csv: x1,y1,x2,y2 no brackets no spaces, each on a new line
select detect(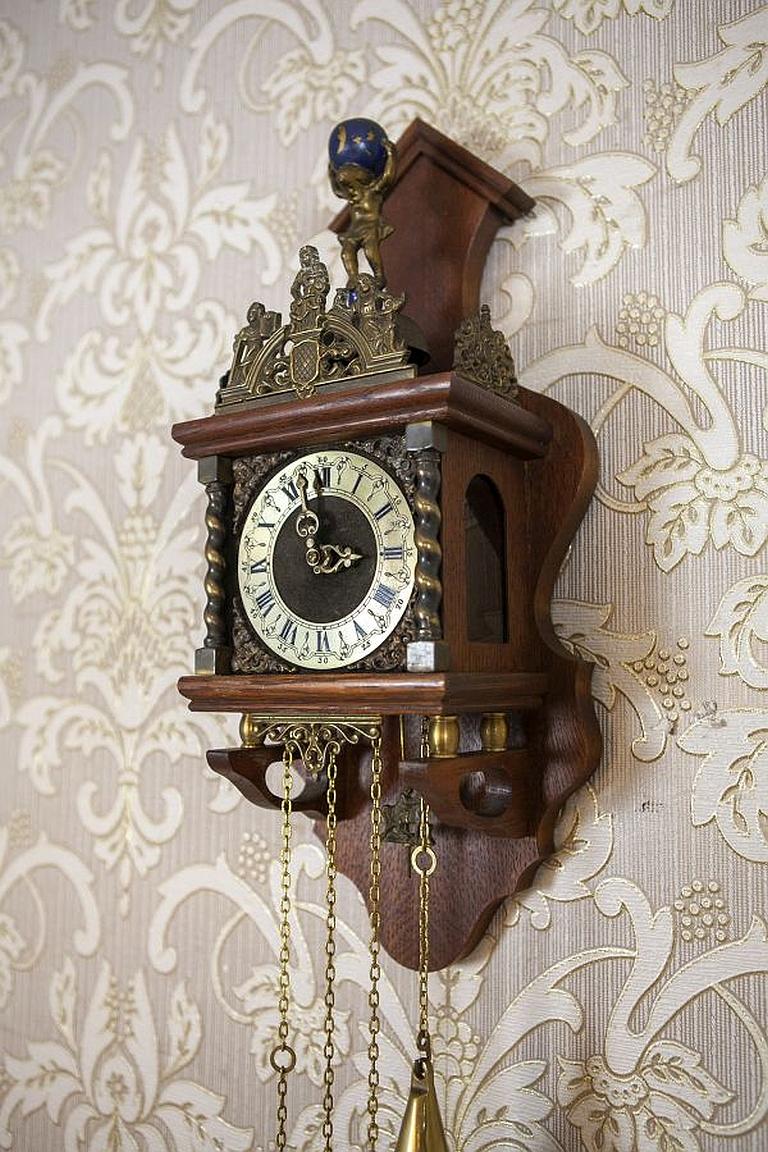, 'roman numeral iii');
372,584,397,609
